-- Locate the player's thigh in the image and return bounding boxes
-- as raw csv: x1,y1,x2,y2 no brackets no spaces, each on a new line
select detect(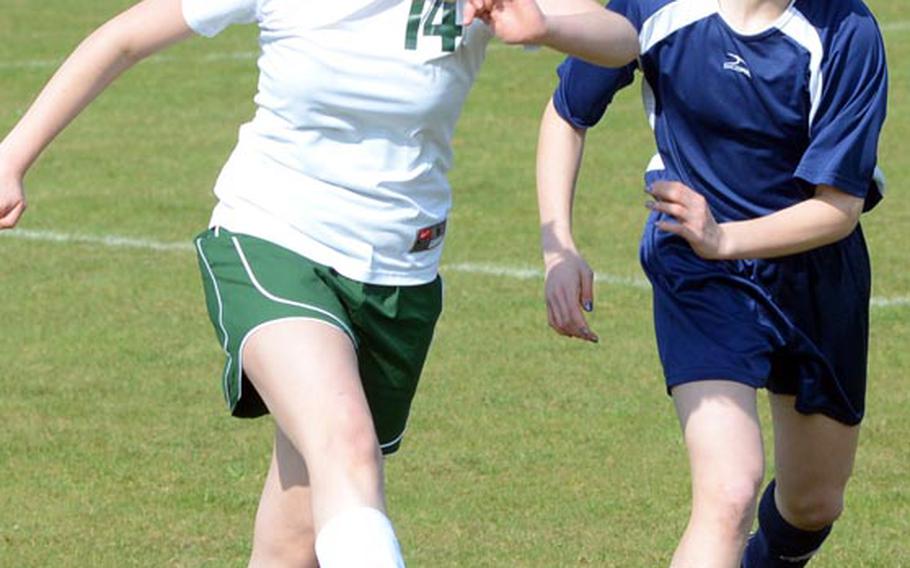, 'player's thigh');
673,380,765,499
769,393,859,511
242,319,378,458
195,227,361,419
